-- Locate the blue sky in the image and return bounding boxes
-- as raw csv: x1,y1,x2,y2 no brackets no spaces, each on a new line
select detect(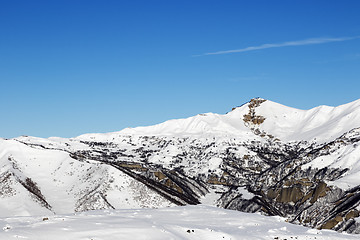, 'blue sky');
1,0,360,138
